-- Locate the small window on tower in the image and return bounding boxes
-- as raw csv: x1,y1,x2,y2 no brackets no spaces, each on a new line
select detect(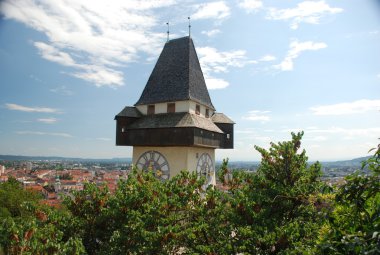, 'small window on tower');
121,127,126,133
147,105,155,115
167,103,175,113
195,104,200,115
227,134,230,139
205,109,209,118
